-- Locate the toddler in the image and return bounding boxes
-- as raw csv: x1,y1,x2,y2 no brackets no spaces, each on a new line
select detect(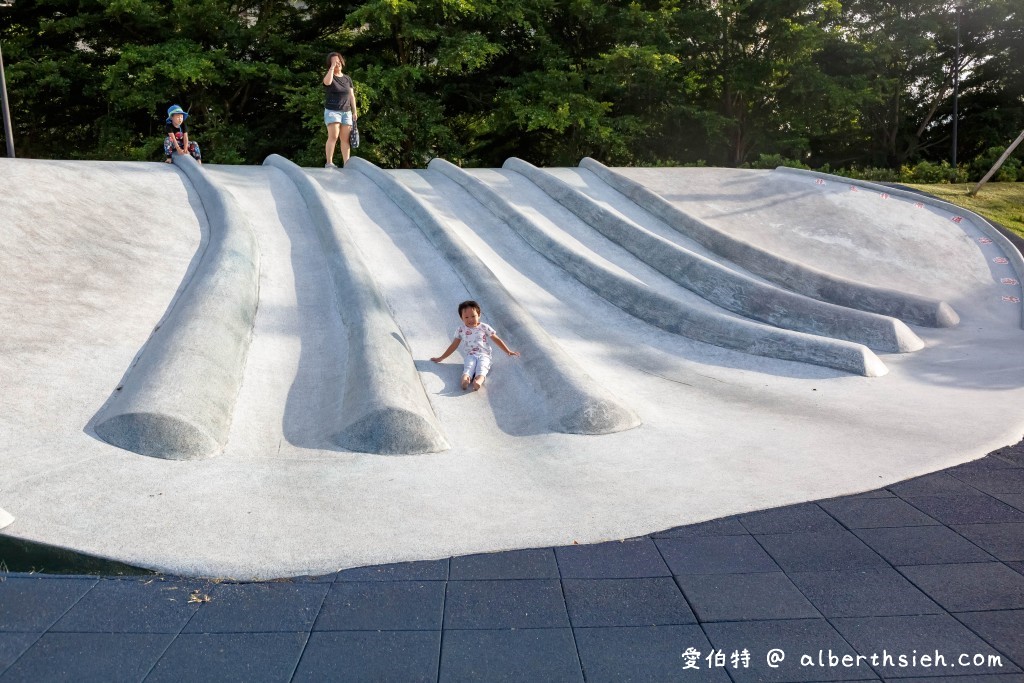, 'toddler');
164,104,201,163
431,300,519,391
